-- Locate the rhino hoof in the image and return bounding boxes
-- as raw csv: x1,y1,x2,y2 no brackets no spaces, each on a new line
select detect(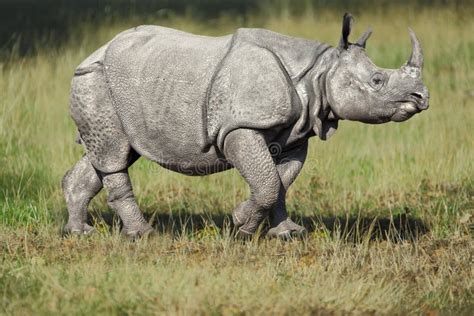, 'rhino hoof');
232,202,248,227
235,227,256,240
275,229,307,241
267,219,307,240
121,226,156,241
63,223,96,237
